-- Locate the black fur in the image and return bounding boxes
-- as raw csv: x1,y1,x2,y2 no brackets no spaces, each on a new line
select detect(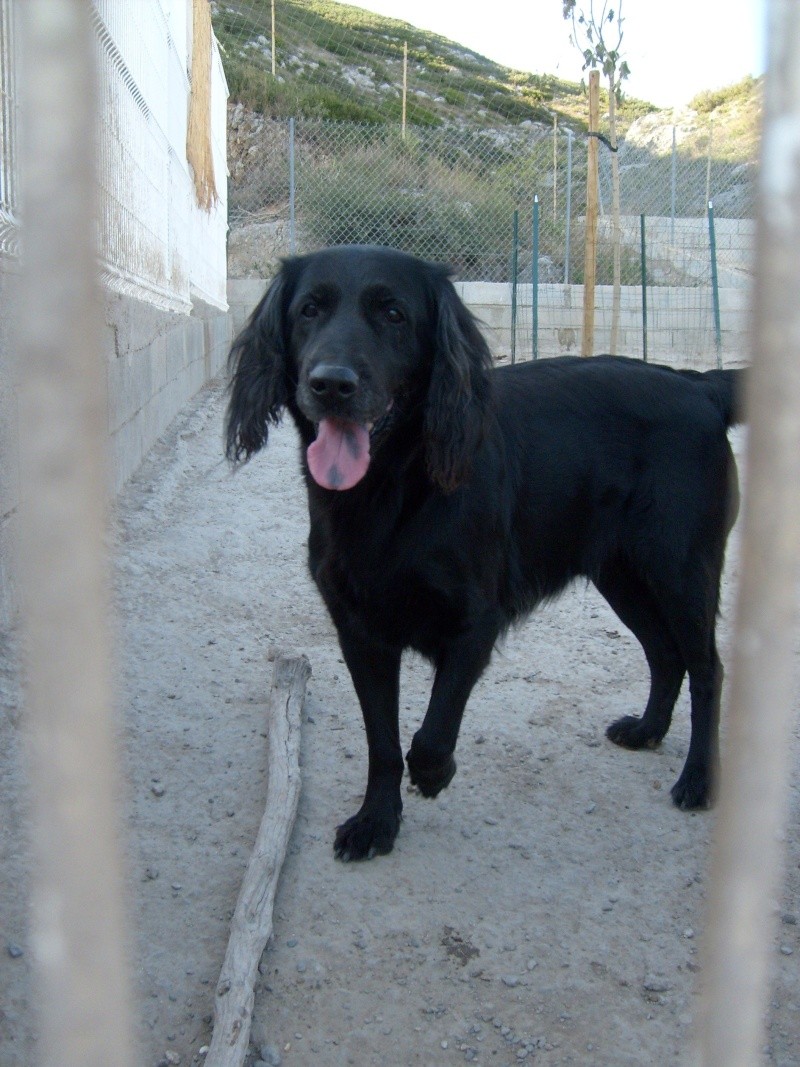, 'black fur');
226,244,745,861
